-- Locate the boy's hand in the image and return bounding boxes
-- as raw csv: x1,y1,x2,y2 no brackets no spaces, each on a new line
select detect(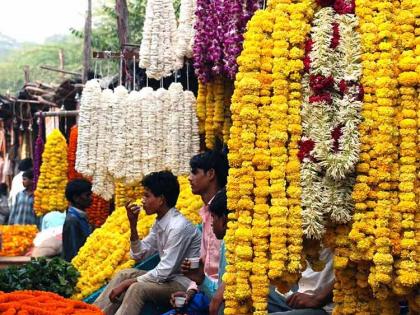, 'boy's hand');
181,259,205,284
286,292,320,309
125,200,141,225
109,278,137,303
170,291,187,308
